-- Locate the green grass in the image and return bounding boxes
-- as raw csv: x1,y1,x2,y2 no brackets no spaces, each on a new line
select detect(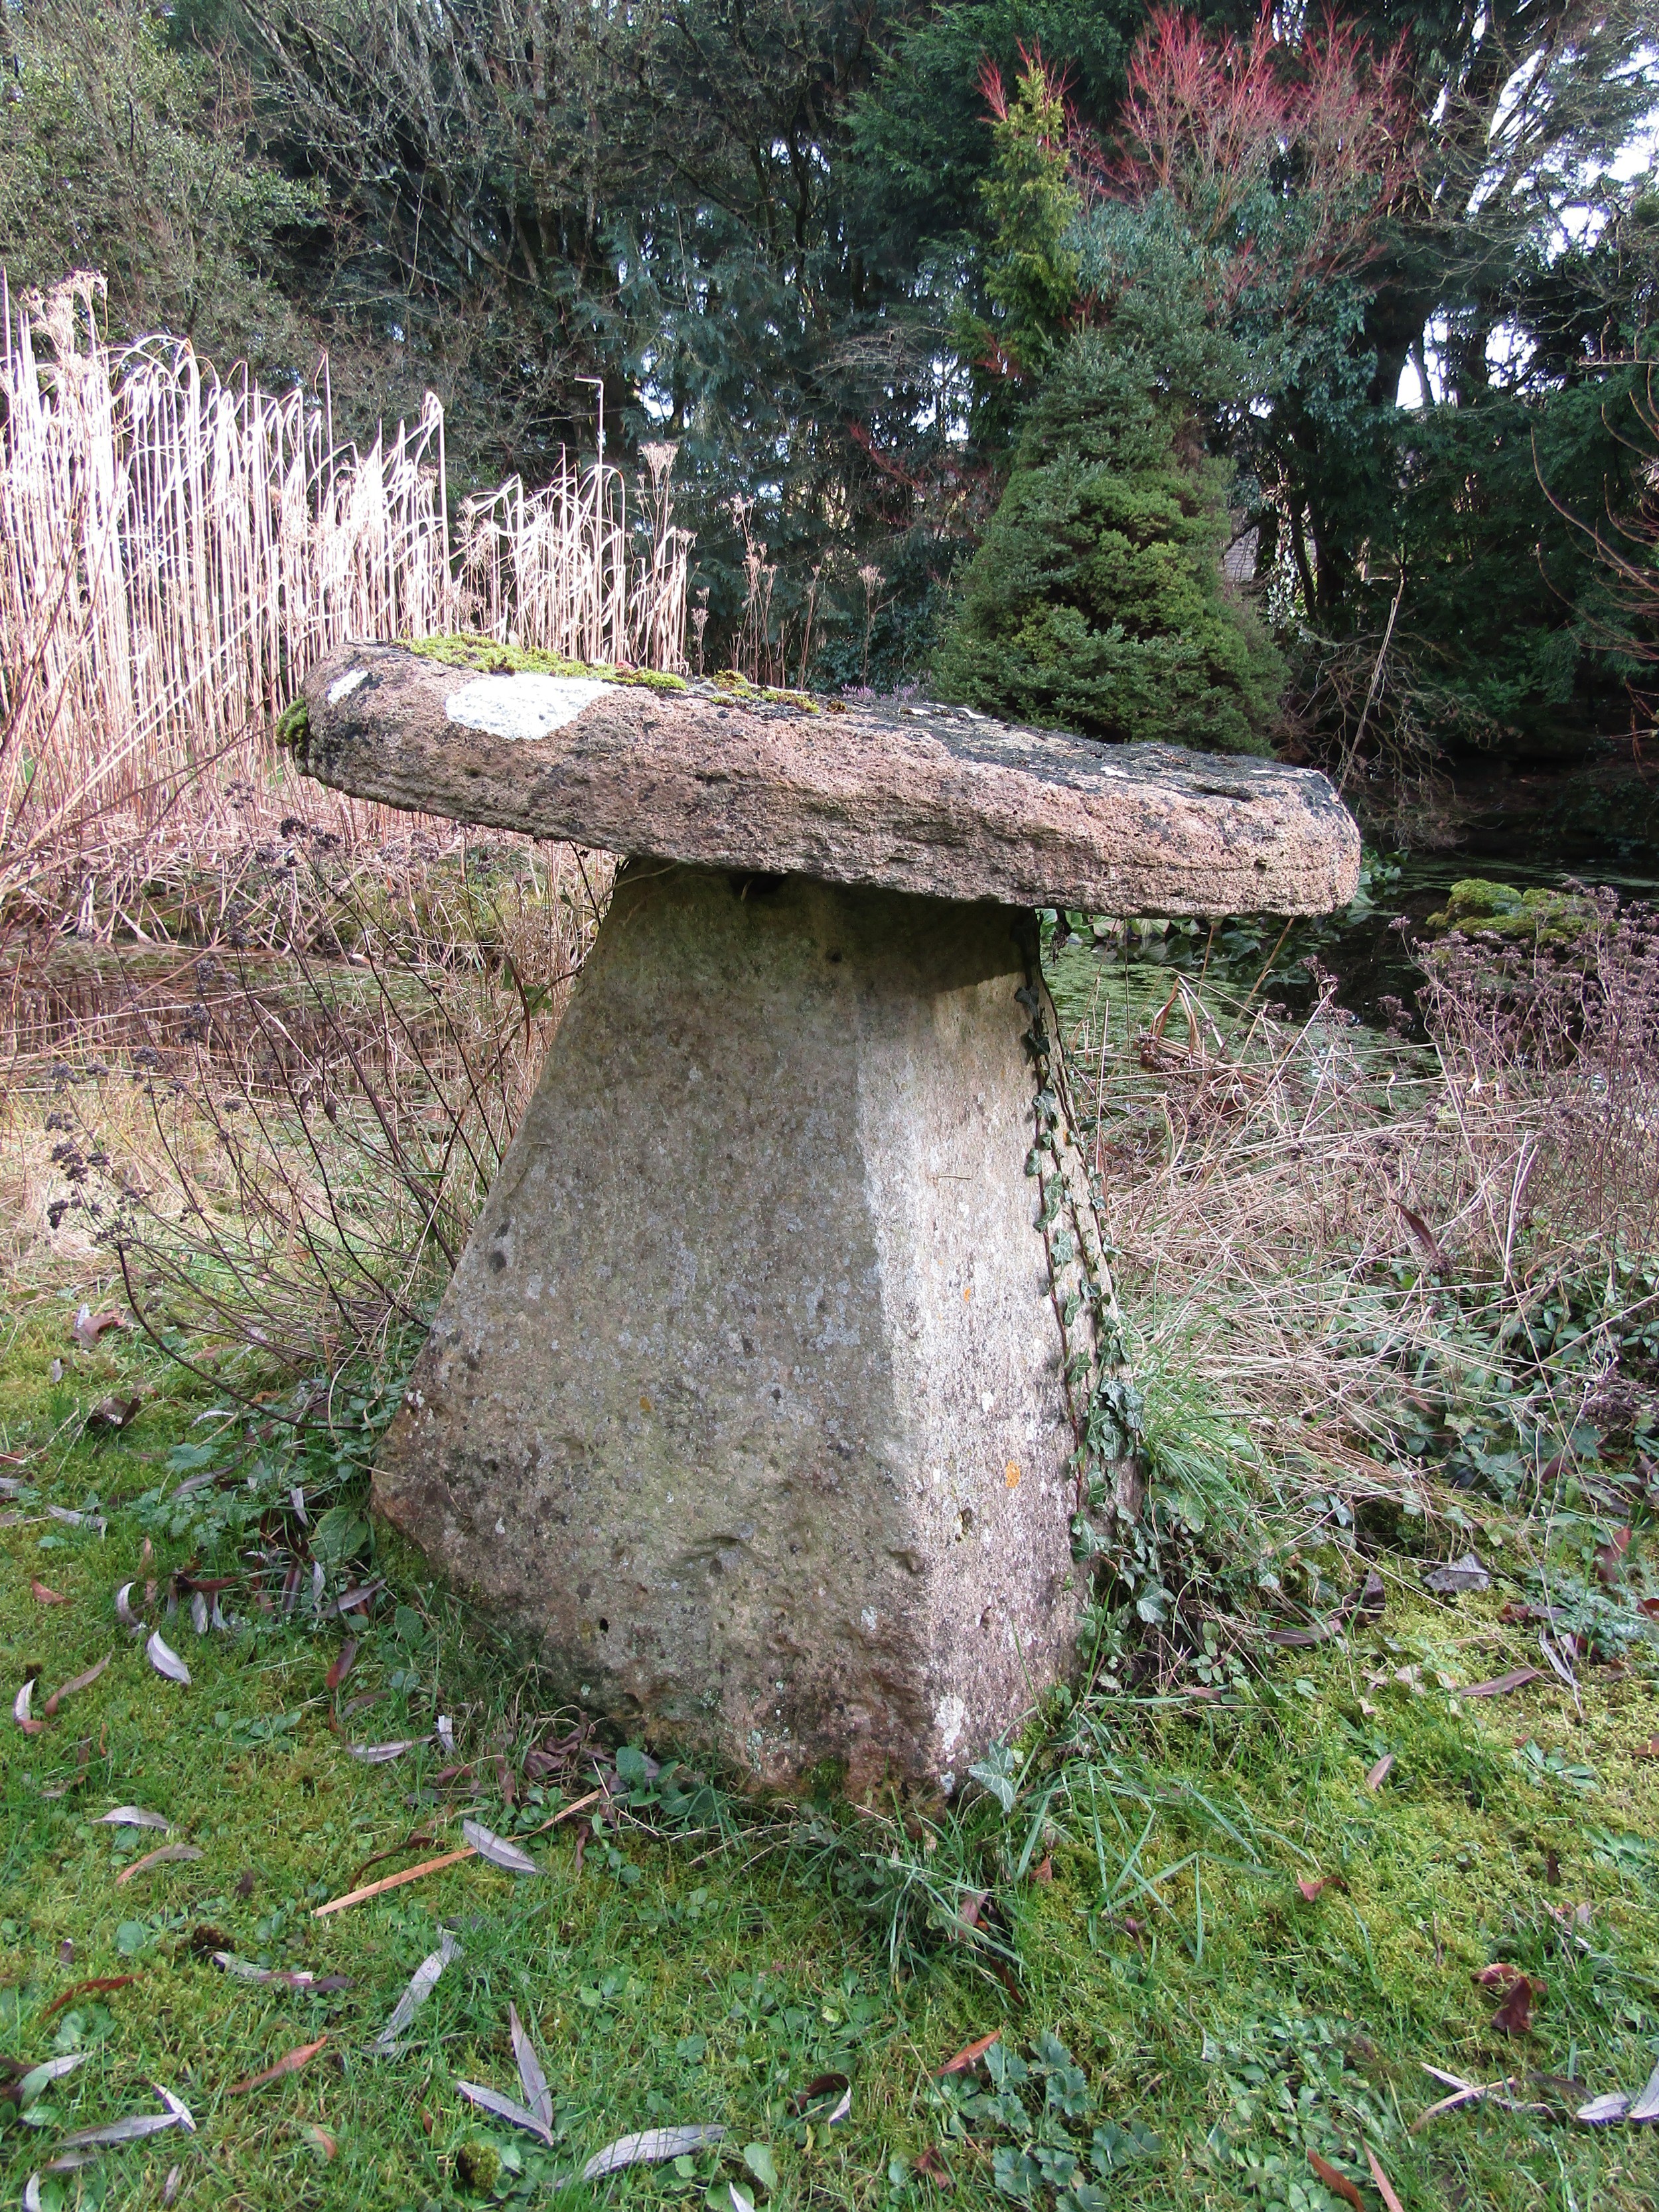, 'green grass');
6,1268,1659,2211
